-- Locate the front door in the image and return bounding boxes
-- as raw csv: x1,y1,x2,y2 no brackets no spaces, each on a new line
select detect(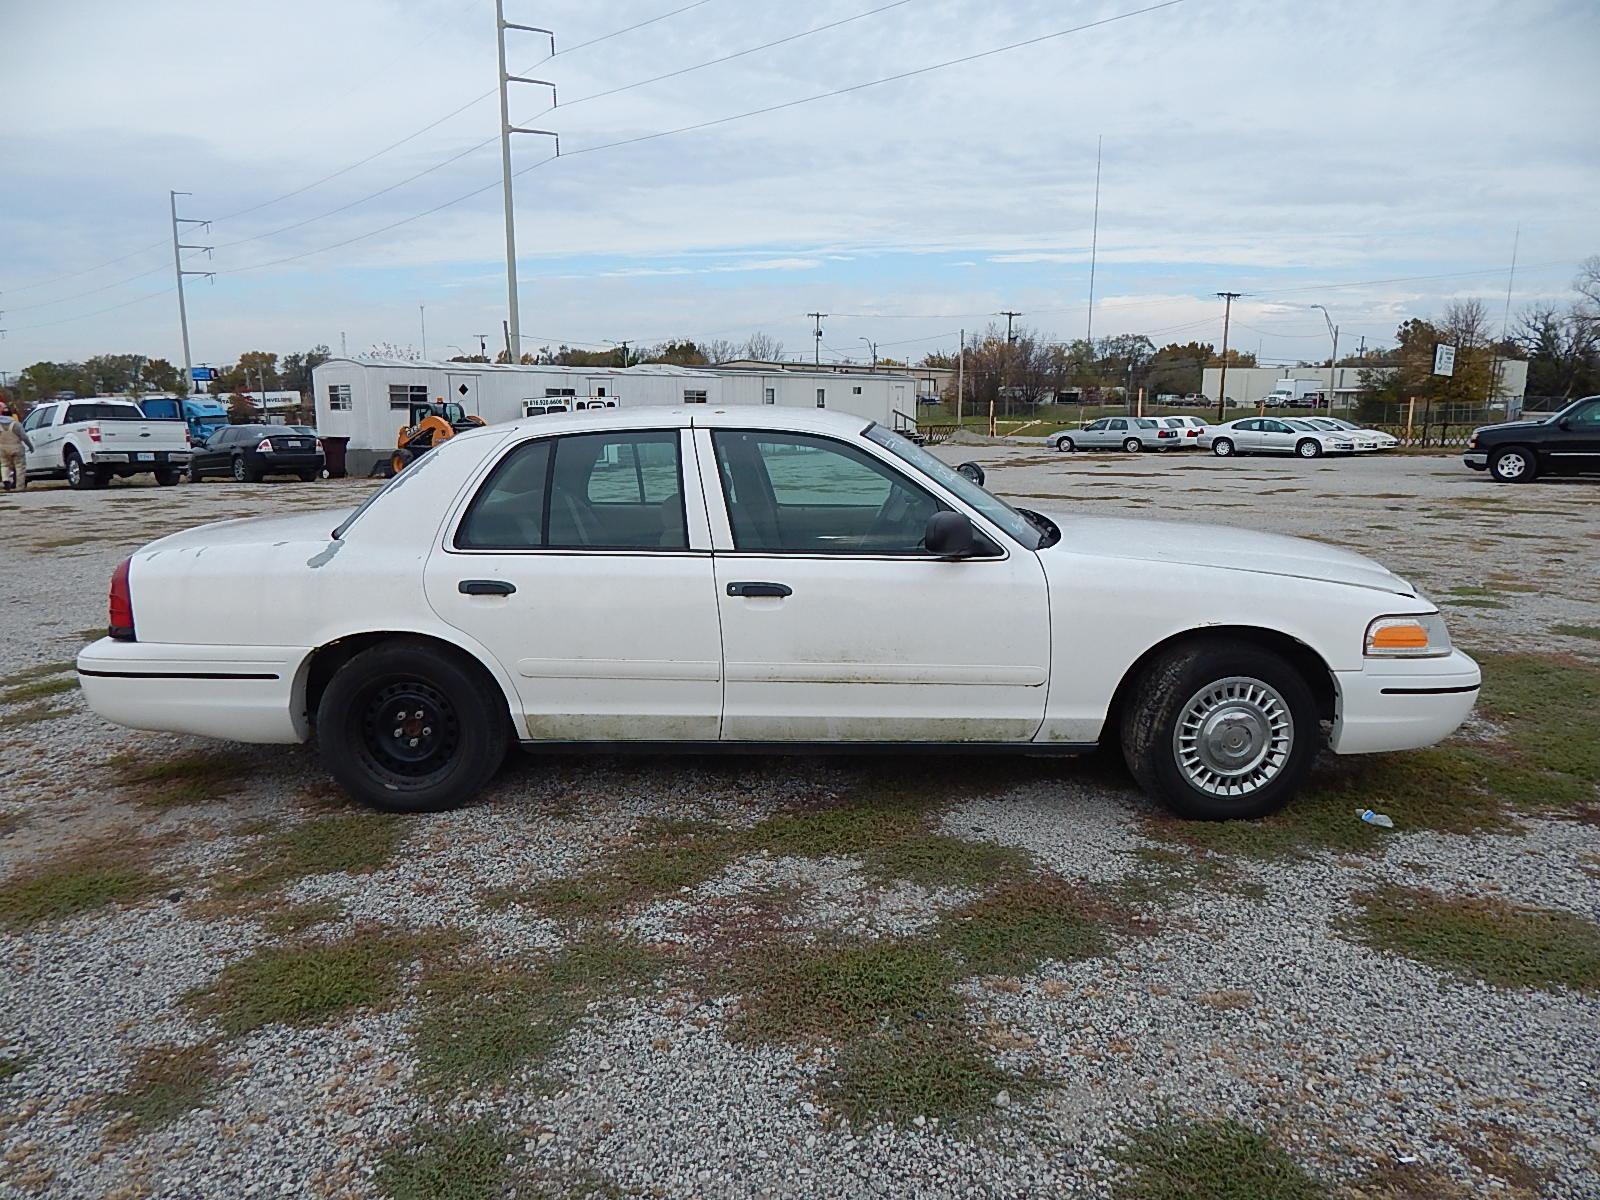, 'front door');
1257,419,1298,453
446,374,479,417
423,425,723,741
698,427,1050,743
1543,397,1600,472
22,404,59,474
